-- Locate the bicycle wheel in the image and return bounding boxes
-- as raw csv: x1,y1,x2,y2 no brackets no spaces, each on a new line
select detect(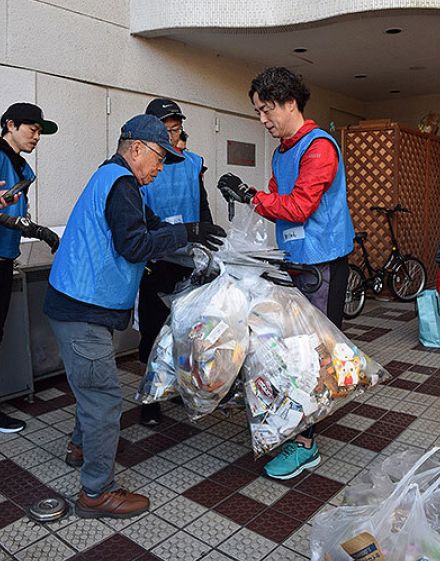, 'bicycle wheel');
344,265,366,319
390,256,427,301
